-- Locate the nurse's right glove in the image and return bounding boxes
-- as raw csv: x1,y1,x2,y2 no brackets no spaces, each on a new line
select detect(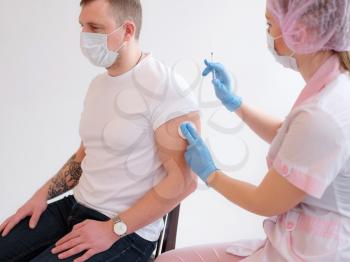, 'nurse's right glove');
202,60,242,112
180,122,218,184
